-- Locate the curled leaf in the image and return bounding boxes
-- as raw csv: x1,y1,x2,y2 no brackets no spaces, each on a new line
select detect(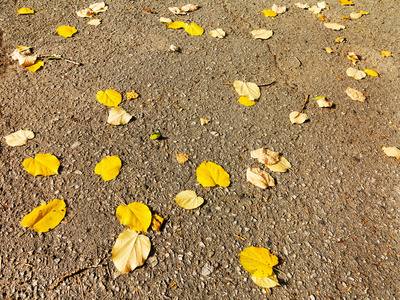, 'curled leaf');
239,246,278,278
233,81,260,100
116,202,152,232
10,47,36,67
251,274,280,288
174,190,204,209
97,89,122,107
185,23,204,36
382,147,400,159
346,67,366,80
57,25,77,38
94,155,122,181
151,214,164,231
289,111,308,124
89,2,108,13
5,130,34,146
267,156,291,173
251,148,280,165
251,29,273,40
381,51,391,57
23,153,60,176
345,87,365,102
196,161,230,187
364,69,379,77
108,107,132,125
247,167,275,189
17,8,34,15
325,47,334,53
